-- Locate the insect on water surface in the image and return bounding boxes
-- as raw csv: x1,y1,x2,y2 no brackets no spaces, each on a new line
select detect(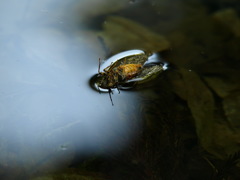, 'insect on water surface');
94,51,165,105
97,58,144,105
